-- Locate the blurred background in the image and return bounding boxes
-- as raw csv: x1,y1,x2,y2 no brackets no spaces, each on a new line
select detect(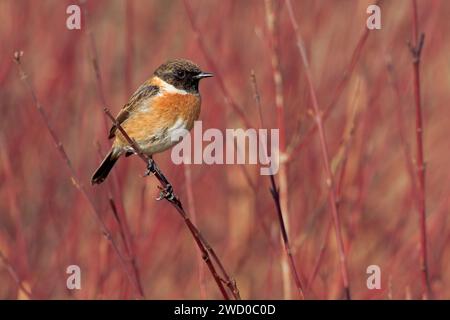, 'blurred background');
1,0,449,299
